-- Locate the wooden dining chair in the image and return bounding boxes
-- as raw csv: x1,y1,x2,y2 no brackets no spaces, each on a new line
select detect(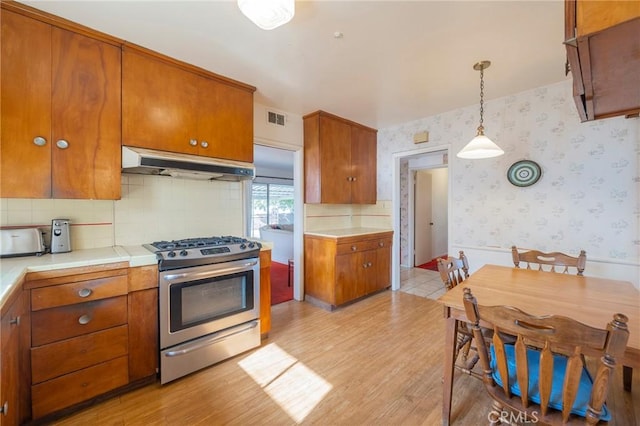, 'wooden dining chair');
462,287,629,425
437,251,469,290
511,246,587,276
437,251,480,376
